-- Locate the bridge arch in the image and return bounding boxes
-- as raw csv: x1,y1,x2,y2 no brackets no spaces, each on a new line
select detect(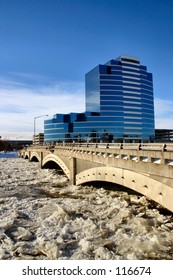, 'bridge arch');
23,151,29,159
42,154,70,179
30,152,40,162
76,166,173,212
